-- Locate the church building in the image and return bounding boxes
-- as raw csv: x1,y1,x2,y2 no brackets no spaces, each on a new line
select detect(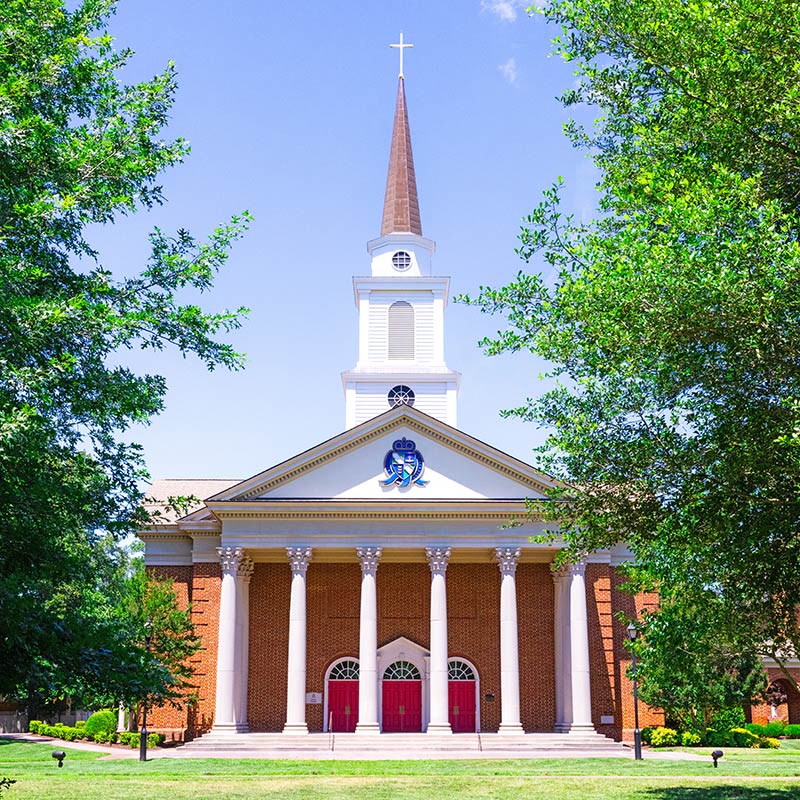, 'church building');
140,46,663,750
